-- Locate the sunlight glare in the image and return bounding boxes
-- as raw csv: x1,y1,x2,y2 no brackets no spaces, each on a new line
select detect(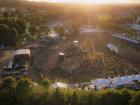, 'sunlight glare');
28,0,130,4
